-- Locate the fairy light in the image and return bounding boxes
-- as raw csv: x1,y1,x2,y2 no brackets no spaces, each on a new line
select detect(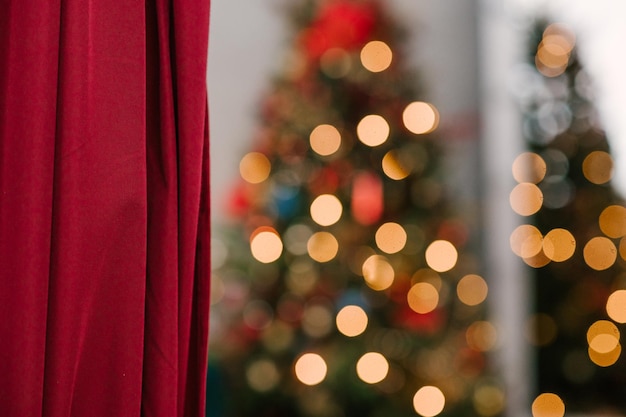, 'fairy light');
510,183,543,216
240,152,271,184
360,40,393,73
375,222,407,254
413,386,445,417
310,194,343,226
336,305,368,337
310,124,342,156
425,240,458,272
583,236,617,271
294,353,327,386
250,226,283,263
362,254,394,290
356,352,389,384
531,393,565,417
456,274,488,306
307,232,339,263
357,114,390,146
403,101,439,135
